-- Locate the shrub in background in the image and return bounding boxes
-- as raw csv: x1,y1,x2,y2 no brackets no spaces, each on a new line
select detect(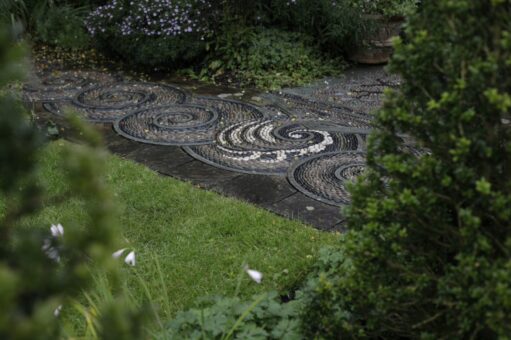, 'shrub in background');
85,0,211,68
269,0,366,56
199,28,343,89
32,4,92,50
0,0,94,49
300,0,511,338
0,27,144,339
350,0,418,17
